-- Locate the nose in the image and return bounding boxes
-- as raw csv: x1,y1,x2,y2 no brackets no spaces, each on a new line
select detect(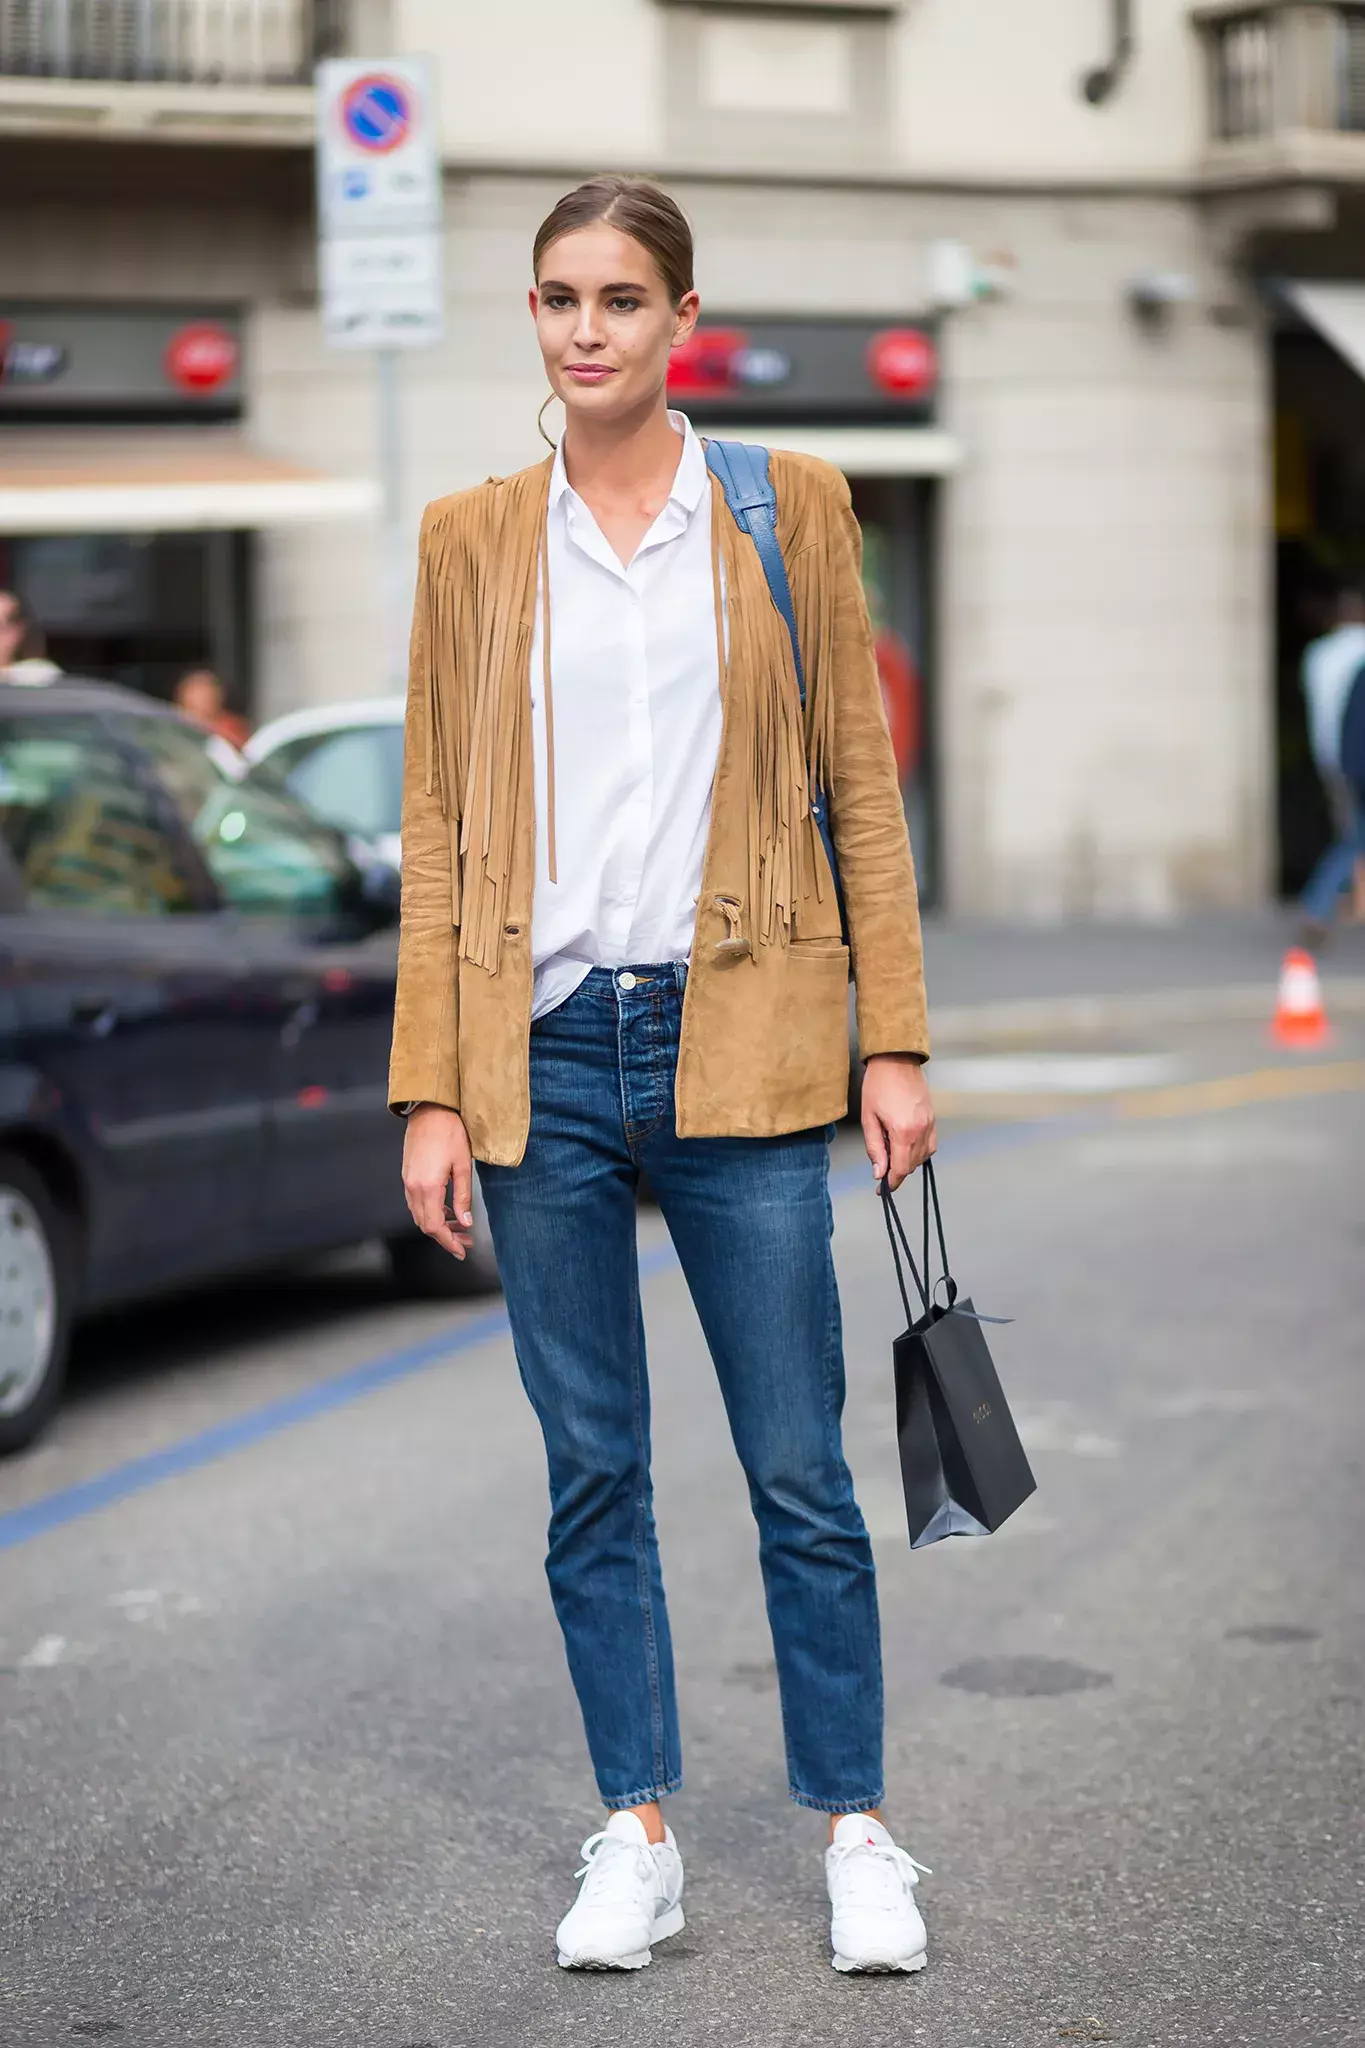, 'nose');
572,305,606,352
